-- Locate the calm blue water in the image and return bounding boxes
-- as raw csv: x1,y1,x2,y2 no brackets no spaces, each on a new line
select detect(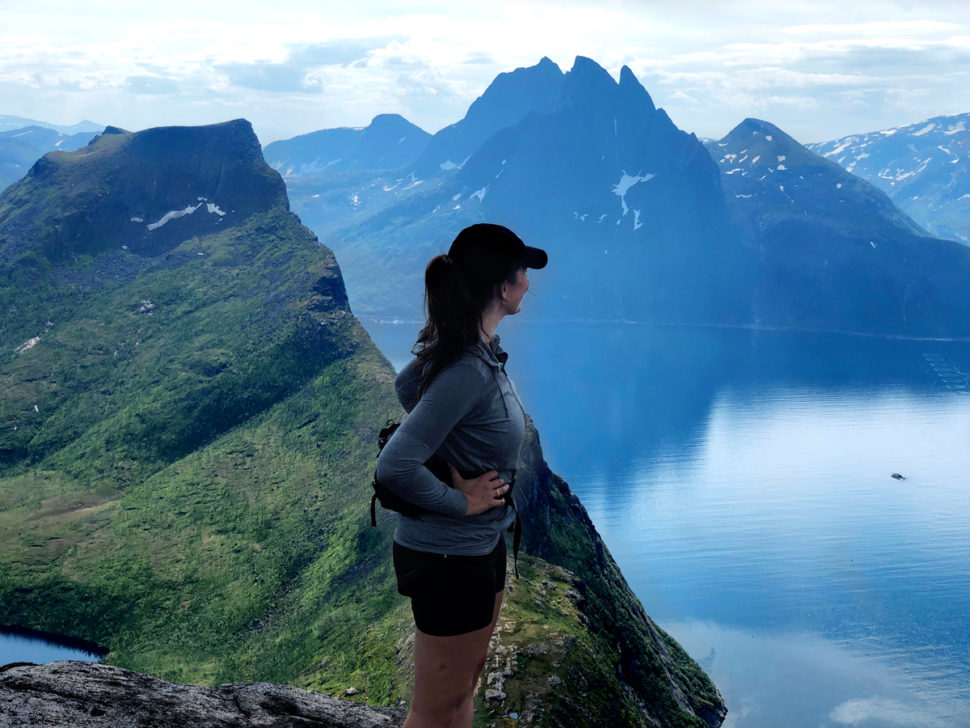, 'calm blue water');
0,629,103,665
365,319,970,728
